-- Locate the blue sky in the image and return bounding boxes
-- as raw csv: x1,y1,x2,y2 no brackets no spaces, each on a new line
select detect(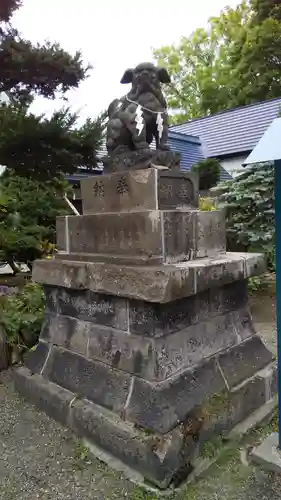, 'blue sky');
13,0,240,122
